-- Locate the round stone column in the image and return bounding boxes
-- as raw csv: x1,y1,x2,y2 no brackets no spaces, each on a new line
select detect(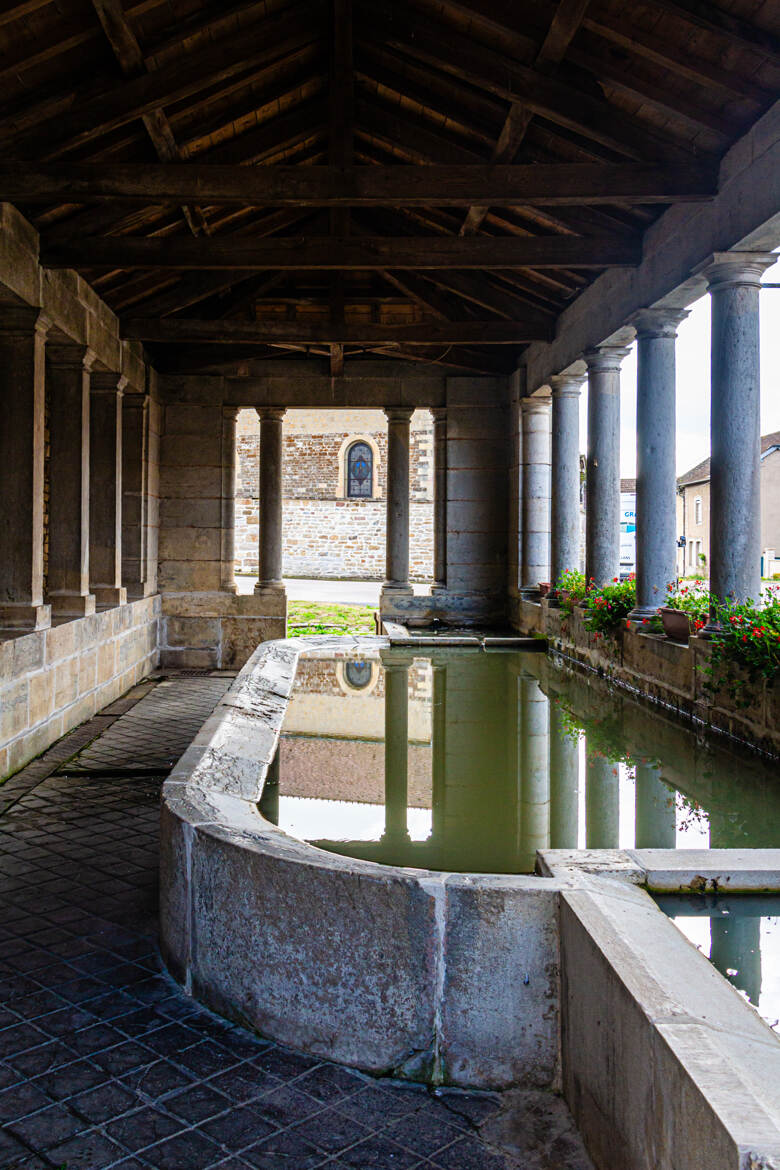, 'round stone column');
255,407,286,591
383,655,411,844
634,762,676,848
629,309,688,620
584,345,631,588
549,703,580,849
520,396,551,597
548,373,583,602
519,674,550,870
585,753,619,849
383,407,413,593
431,407,447,592
698,252,775,631
220,406,240,594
